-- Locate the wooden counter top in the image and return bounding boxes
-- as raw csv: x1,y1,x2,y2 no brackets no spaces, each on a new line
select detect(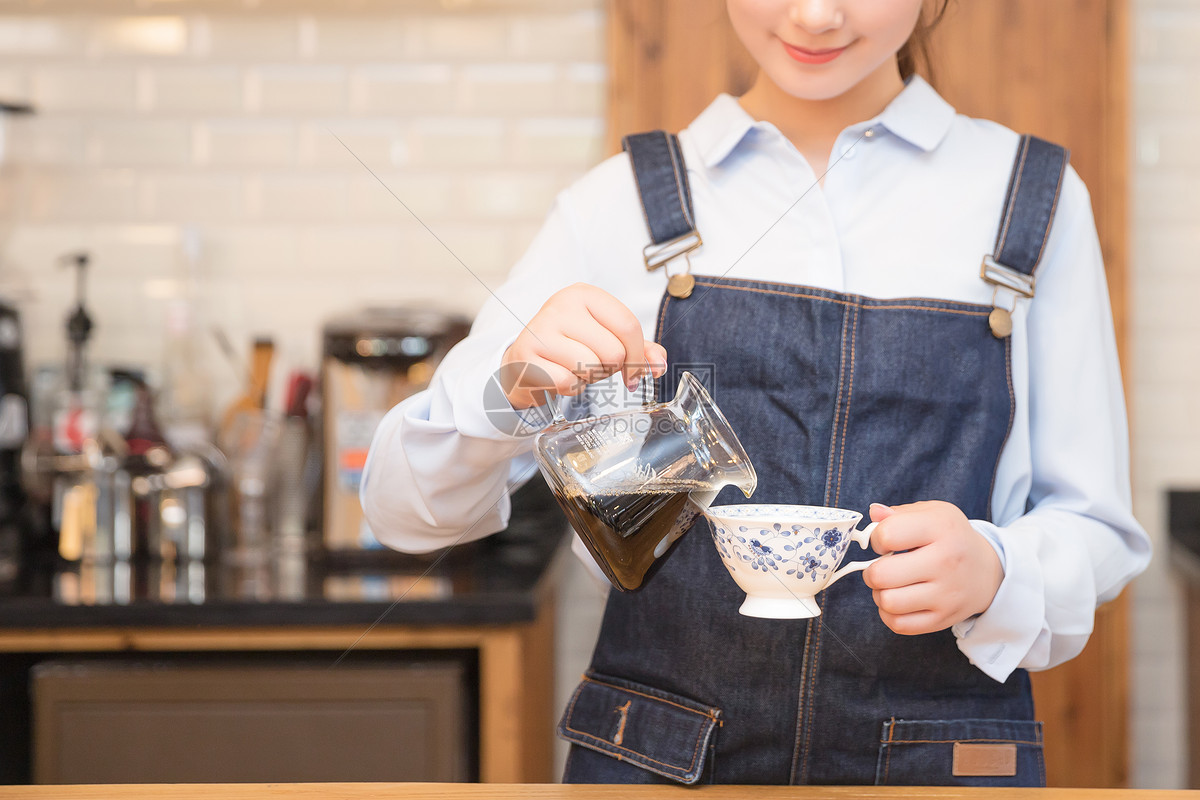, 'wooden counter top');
0,785,1193,799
